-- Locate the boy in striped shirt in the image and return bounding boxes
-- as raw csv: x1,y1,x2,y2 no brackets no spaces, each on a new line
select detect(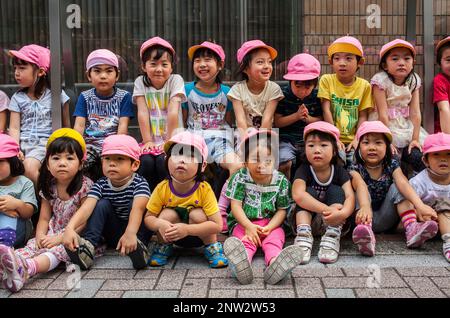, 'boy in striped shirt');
62,135,152,270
